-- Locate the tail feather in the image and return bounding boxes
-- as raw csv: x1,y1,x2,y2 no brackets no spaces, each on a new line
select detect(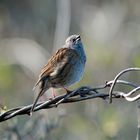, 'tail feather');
30,88,44,116
30,78,49,116
32,79,41,91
